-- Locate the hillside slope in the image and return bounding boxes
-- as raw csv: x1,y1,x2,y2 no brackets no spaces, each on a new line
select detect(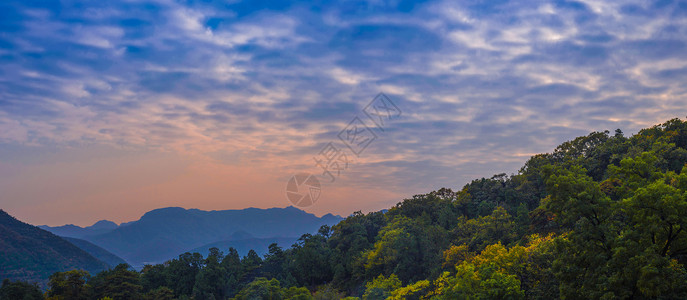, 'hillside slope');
0,210,110,286
62,237,128,268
